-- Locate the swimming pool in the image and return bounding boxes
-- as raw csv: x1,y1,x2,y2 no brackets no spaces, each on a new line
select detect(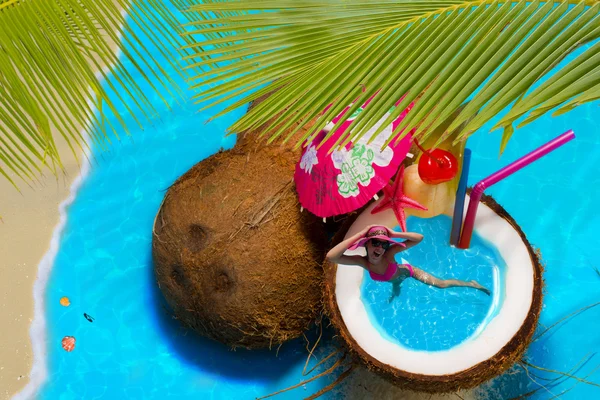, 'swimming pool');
19,3,600,400
361,216,504,352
